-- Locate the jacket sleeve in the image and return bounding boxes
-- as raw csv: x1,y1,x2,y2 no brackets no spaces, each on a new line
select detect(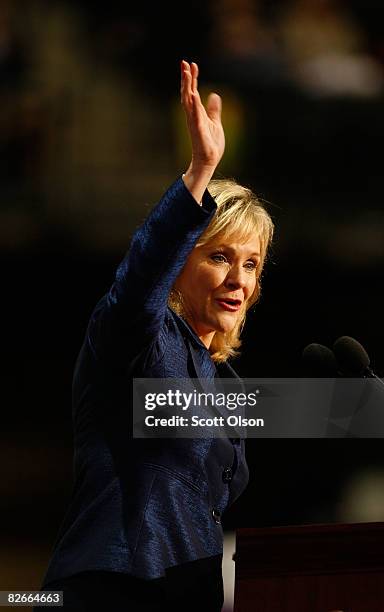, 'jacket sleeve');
86,176,217,364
